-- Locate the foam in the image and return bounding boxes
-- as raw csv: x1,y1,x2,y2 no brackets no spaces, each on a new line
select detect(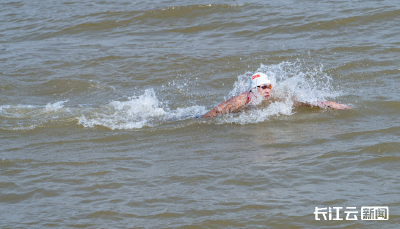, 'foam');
76,89,208,130
45,100,68,112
